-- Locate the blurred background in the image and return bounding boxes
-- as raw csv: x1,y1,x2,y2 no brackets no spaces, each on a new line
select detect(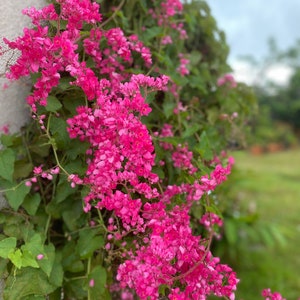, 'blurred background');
207,0,300,298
